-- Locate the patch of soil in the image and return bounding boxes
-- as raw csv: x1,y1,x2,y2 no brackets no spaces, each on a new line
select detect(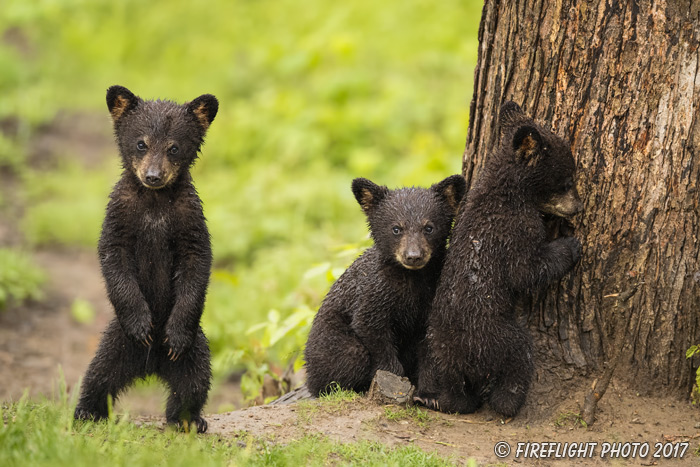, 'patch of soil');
29,111,114,169
0,247,242,414
0,249,107,401
207,389,699,466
